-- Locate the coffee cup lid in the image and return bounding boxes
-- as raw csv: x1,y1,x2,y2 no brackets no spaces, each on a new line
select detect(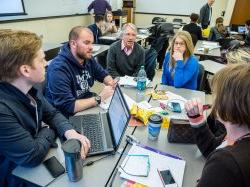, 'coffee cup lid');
62,139,81,156
148,114,163,124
